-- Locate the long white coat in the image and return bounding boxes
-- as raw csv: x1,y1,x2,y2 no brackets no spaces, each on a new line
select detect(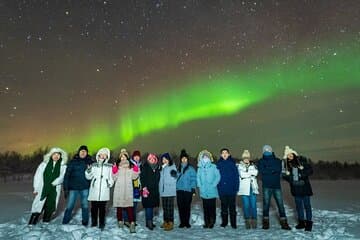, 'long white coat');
31,147,68,213
113,167,139,207
85,148,114,201
237,161,259,196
